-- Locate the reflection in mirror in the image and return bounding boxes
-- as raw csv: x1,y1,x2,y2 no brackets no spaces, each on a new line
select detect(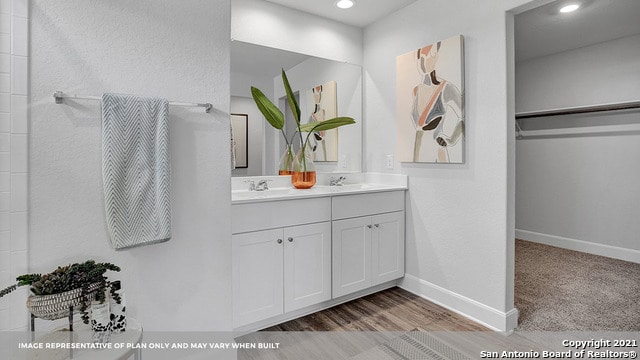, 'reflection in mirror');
230,113,248,169
230,40,362,176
